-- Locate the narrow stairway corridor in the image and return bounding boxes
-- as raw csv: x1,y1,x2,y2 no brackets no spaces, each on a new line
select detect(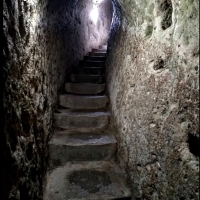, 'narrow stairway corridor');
44,45,131,200
3,1,199,199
